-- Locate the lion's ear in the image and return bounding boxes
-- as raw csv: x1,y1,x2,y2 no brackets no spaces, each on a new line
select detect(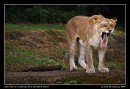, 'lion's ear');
111,17,117,23
93,17,100,23
91,15,102,23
